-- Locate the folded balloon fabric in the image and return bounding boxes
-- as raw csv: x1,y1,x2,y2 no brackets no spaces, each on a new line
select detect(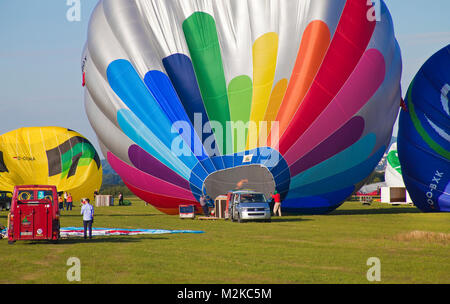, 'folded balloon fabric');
60,227,204,237
0,227,204,238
